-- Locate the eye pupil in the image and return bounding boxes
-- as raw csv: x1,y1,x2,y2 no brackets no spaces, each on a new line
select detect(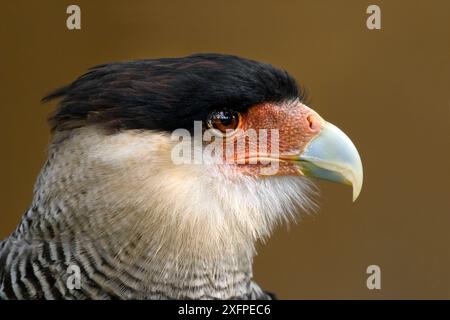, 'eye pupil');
207,110,240,133
219,111,232,125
